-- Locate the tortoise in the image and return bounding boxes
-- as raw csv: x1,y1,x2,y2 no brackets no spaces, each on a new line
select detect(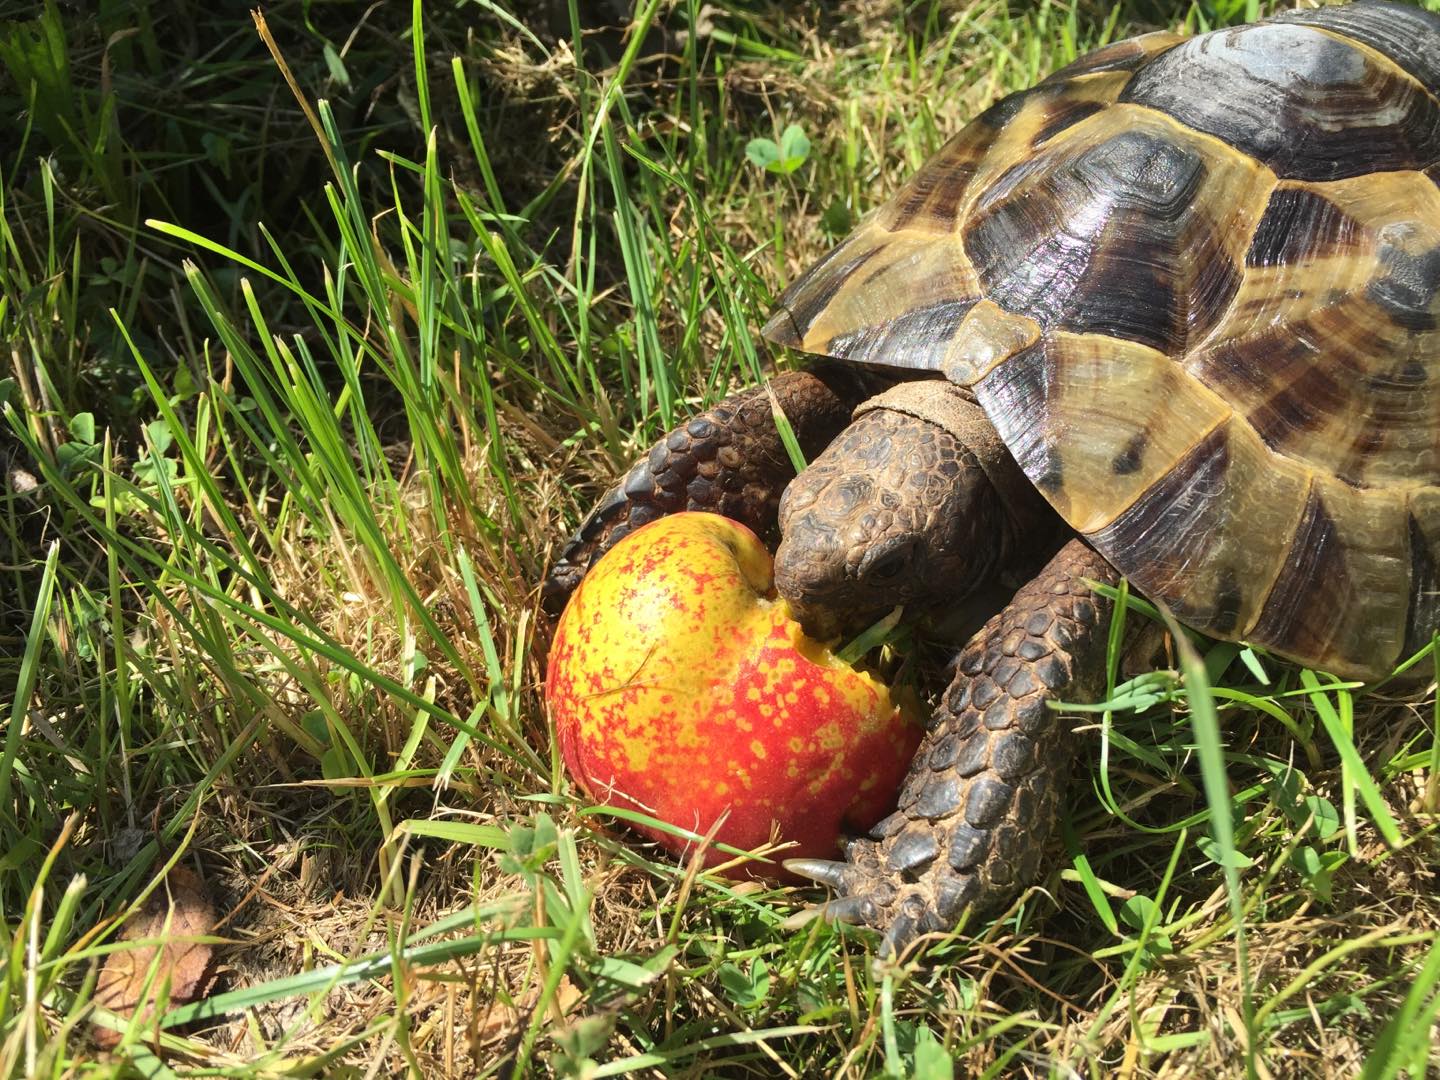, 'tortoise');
544,0,1440,954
